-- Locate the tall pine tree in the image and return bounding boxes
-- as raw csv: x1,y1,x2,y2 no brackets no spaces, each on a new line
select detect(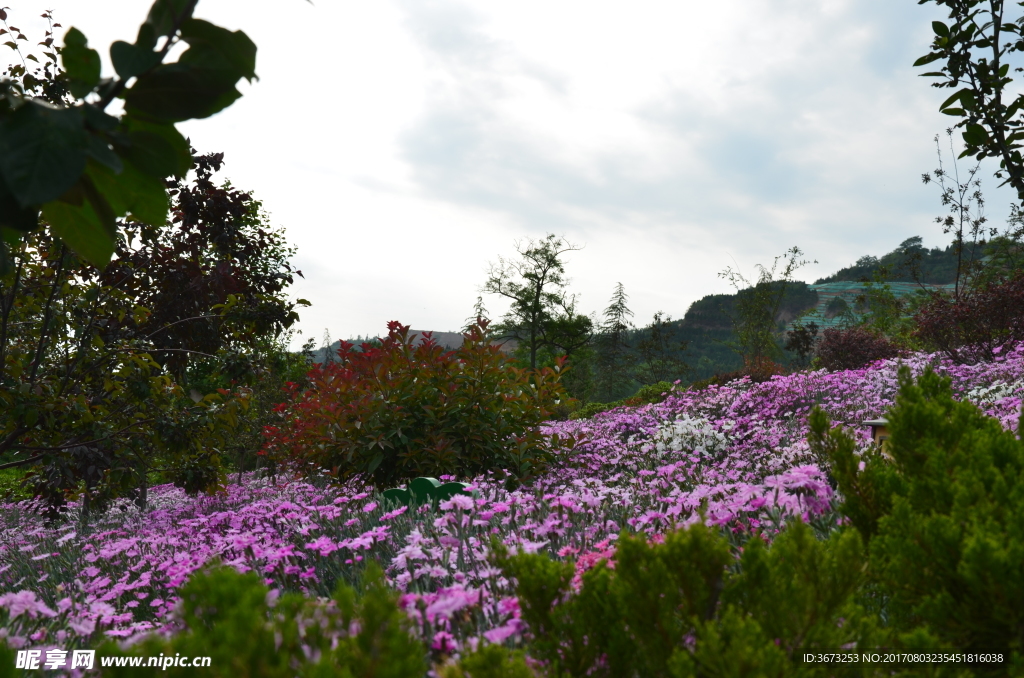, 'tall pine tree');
594,283,635,401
